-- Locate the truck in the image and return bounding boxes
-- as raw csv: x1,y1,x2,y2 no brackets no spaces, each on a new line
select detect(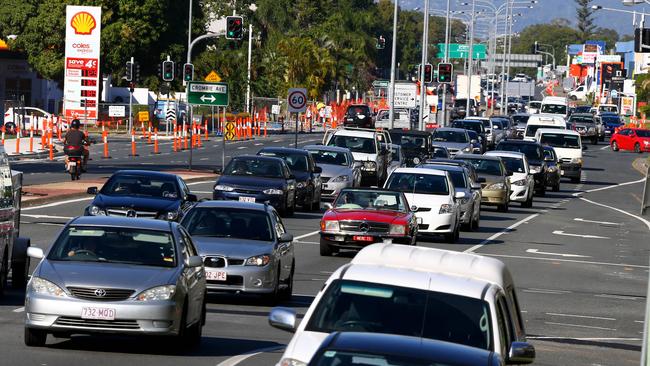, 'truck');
455,75,481,101
0,145,31,296
506,81,536,98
